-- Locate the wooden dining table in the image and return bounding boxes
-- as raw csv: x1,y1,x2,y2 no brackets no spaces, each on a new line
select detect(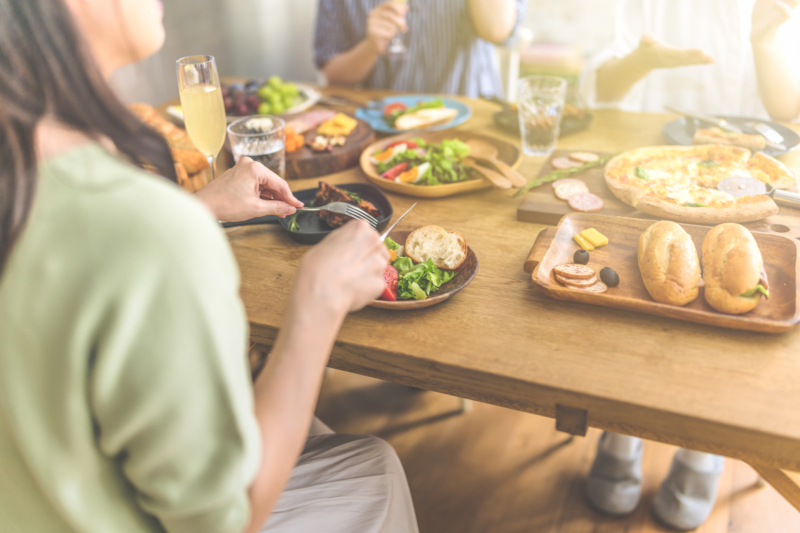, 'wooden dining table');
163,87,800,512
